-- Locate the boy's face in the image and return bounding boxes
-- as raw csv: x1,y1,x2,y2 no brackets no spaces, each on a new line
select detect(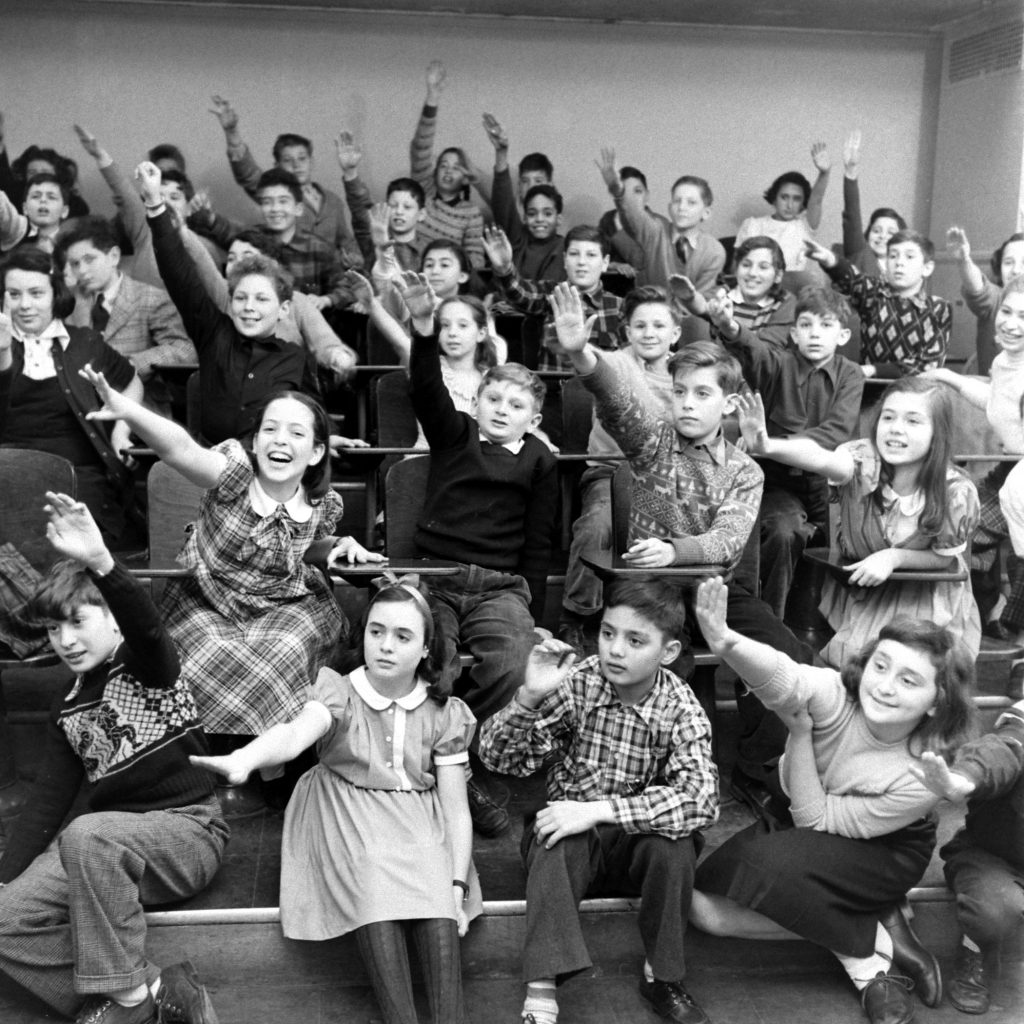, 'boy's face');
258,185,302,235
1000,240,1024,284
772,183,806,221
23,182,69,229
422,248,468,299
668,183,710,233
475,379,541,446
387,190,424,238
627,301,680,364
790,309,850,368
64,240,120,296
160,182,189,223
277,145,312,185
886,240,933,295
524,193,559,241
230,272,290,338
598,604,681,699
226,239,264,272
563,241,609,291
518,169,550,202
46,603,120,674
995,290,1024,355
672,367,736,447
